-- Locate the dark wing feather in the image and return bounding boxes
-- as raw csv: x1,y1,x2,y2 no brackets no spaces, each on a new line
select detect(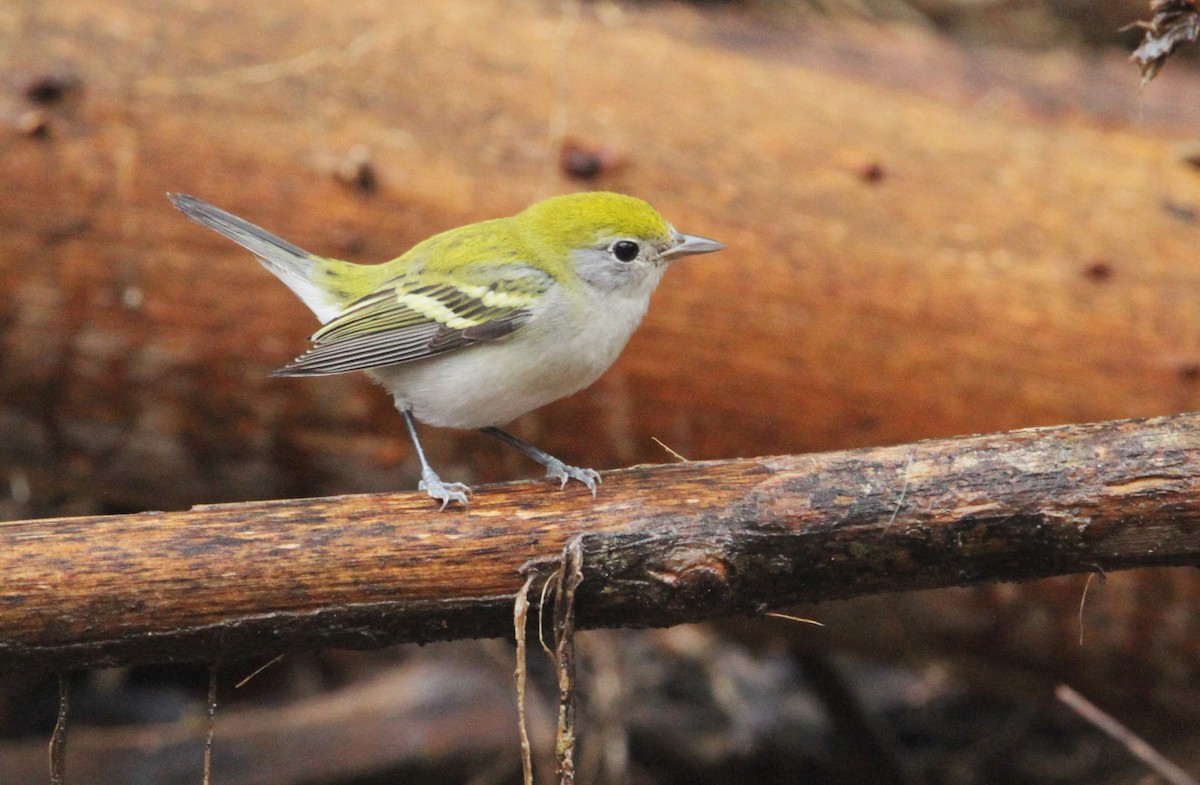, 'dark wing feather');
274,268,550,376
